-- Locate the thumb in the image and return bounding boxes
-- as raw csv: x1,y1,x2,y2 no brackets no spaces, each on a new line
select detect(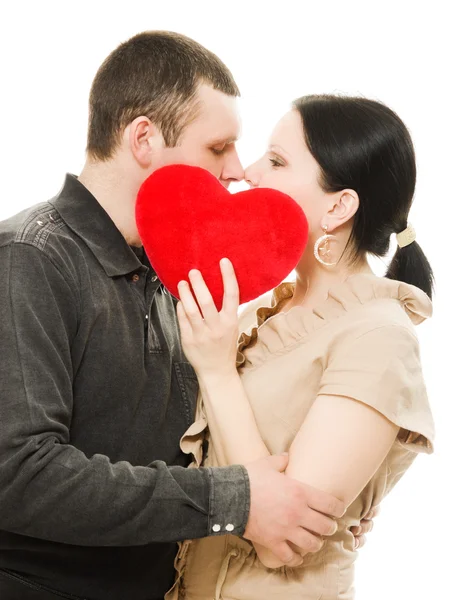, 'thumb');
265,453,289,473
